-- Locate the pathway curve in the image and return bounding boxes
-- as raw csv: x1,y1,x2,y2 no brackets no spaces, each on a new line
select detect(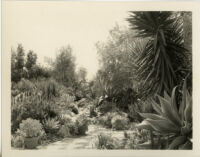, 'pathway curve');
37,125,125,150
